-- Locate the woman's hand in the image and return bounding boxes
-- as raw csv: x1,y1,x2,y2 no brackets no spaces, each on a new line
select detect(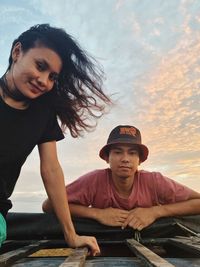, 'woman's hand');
64,232,100,256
